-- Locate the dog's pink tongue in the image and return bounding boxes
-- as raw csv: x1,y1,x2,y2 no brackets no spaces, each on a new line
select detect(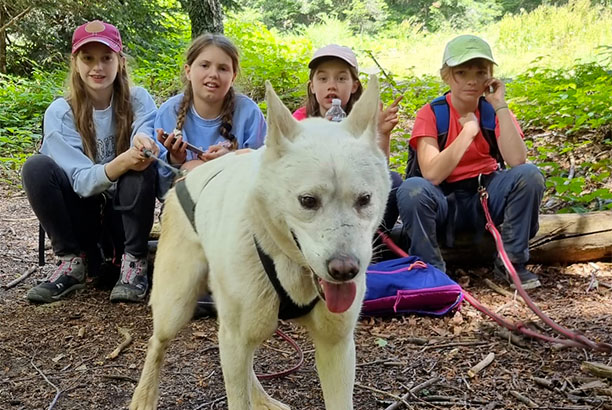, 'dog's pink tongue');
321,280,357,313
